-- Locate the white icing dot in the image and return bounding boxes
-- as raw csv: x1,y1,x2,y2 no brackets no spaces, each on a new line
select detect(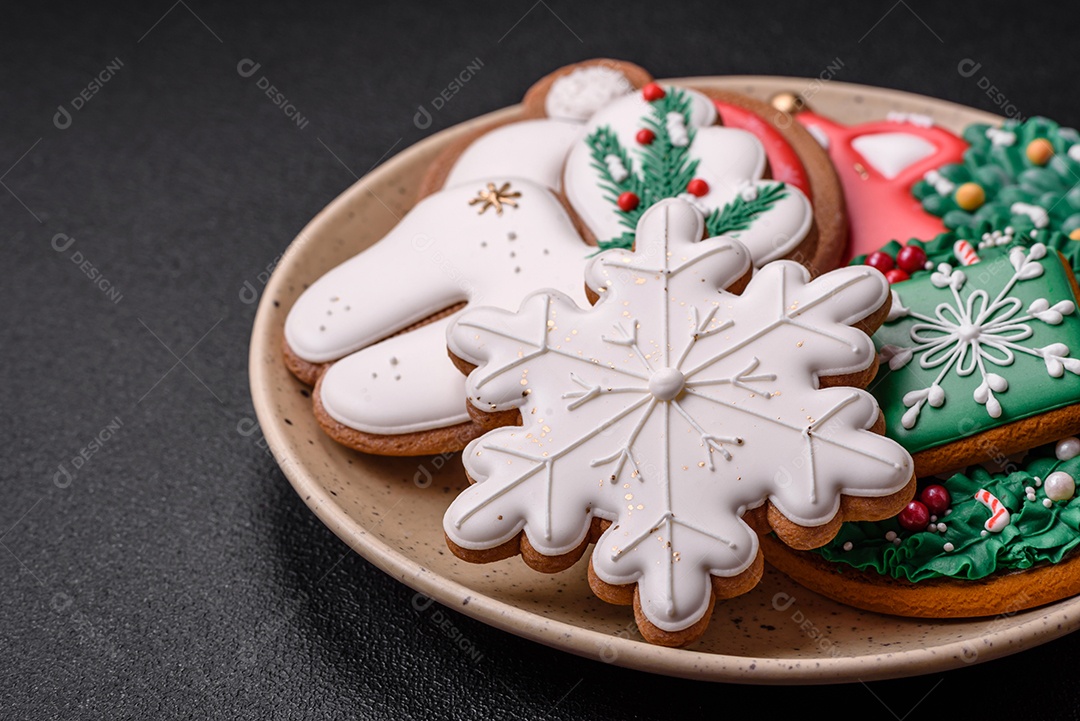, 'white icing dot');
1025,486,1035,495
981,530,989,537
1044,498,1054,508
937,523,947,533
648,367,686,401
842,541,853,551
943,542,955,552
